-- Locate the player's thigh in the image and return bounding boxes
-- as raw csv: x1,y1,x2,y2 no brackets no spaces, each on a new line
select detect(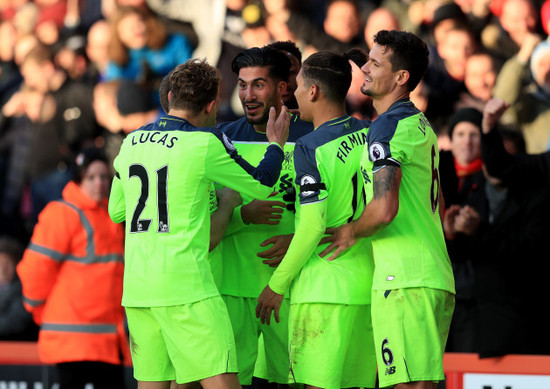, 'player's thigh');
222,295,260,385
154,297,239,384
289,303,376,389
125,307,175,383
372,288,455,387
